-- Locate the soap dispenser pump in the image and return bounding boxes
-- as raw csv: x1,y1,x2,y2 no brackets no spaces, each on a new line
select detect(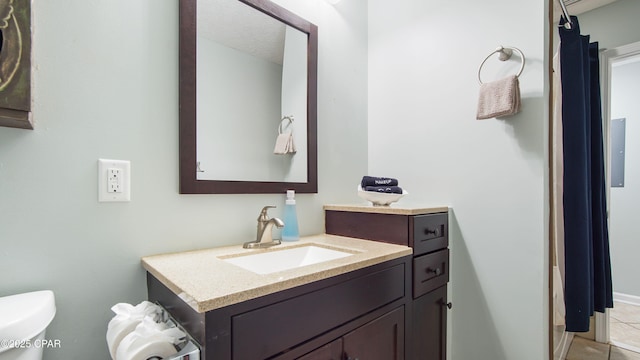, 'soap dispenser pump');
281,190,300,241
